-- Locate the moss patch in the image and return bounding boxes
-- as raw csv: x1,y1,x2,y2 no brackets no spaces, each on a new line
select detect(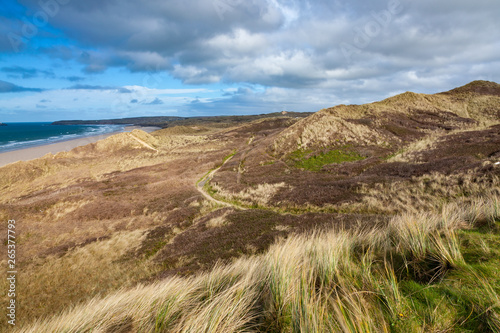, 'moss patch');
288,146,365,171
